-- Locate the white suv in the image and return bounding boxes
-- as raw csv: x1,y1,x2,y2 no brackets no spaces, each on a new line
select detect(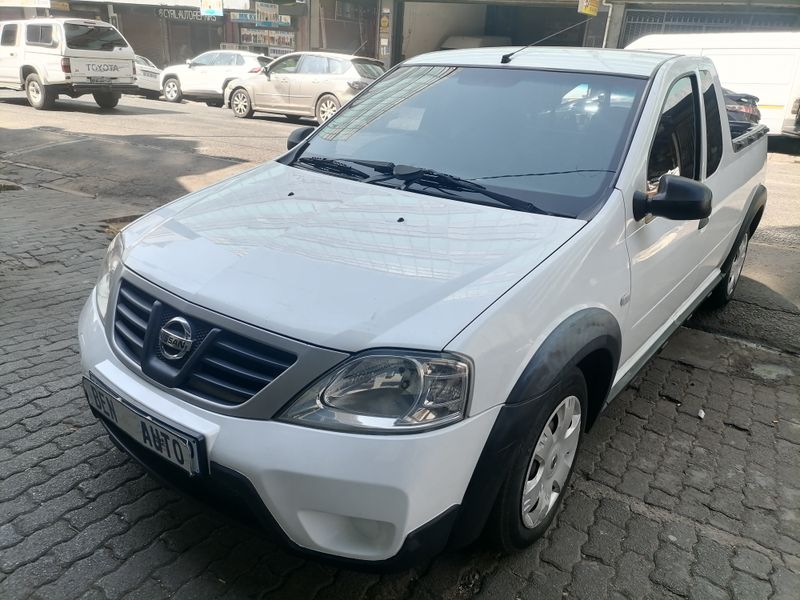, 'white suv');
160,50,269,106
80,48,767,569
0,18,136,109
